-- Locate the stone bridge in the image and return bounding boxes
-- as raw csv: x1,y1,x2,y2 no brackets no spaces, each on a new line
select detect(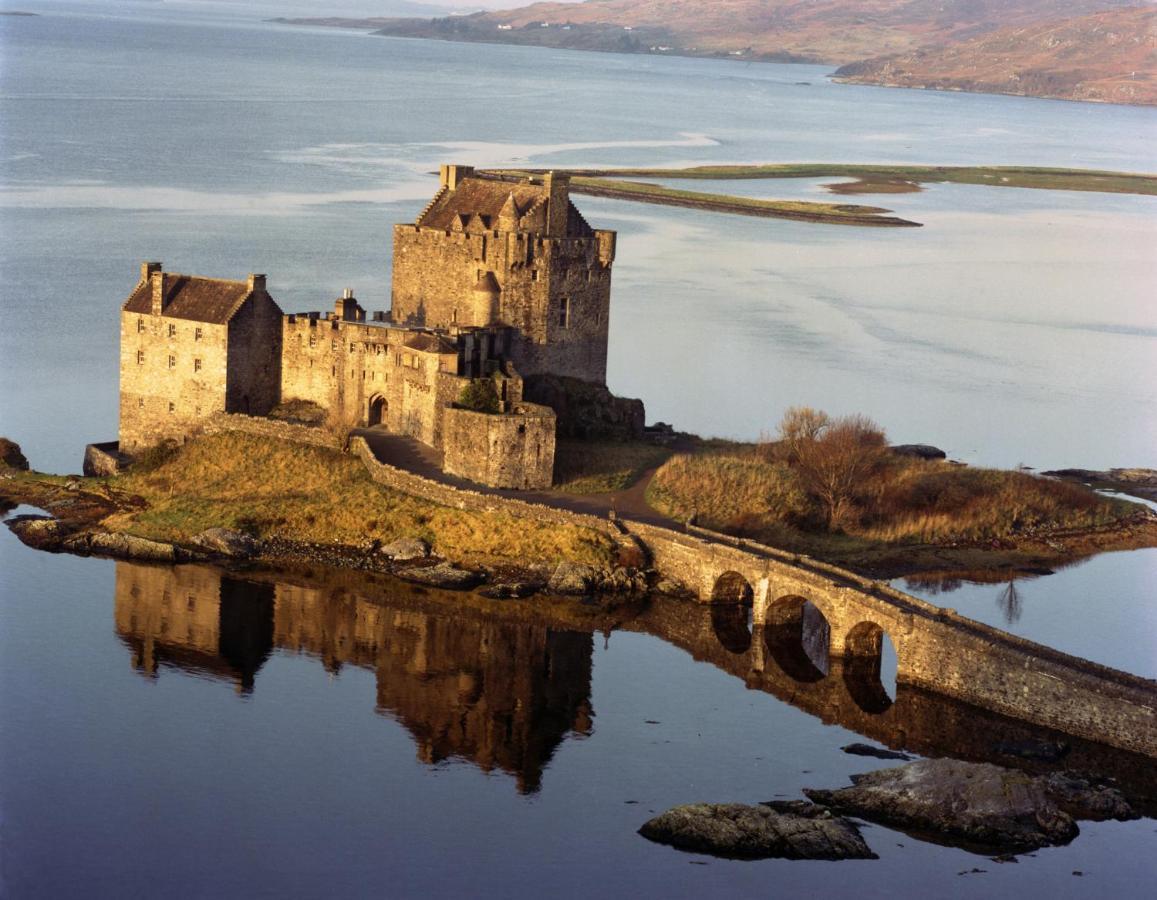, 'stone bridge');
622,520,1157,759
